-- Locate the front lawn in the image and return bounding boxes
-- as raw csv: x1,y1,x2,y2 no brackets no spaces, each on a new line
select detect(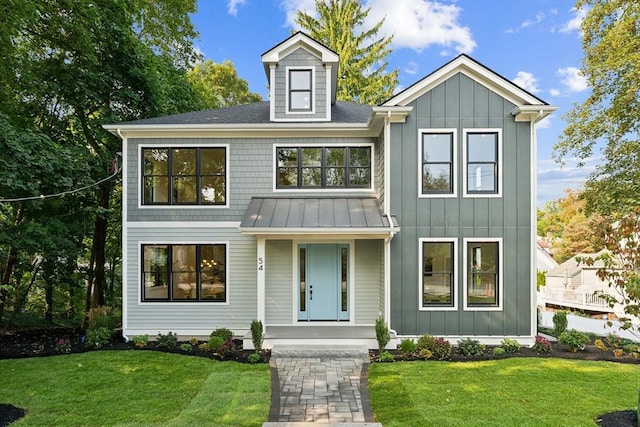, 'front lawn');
369,358,640,427
0,351,270,426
